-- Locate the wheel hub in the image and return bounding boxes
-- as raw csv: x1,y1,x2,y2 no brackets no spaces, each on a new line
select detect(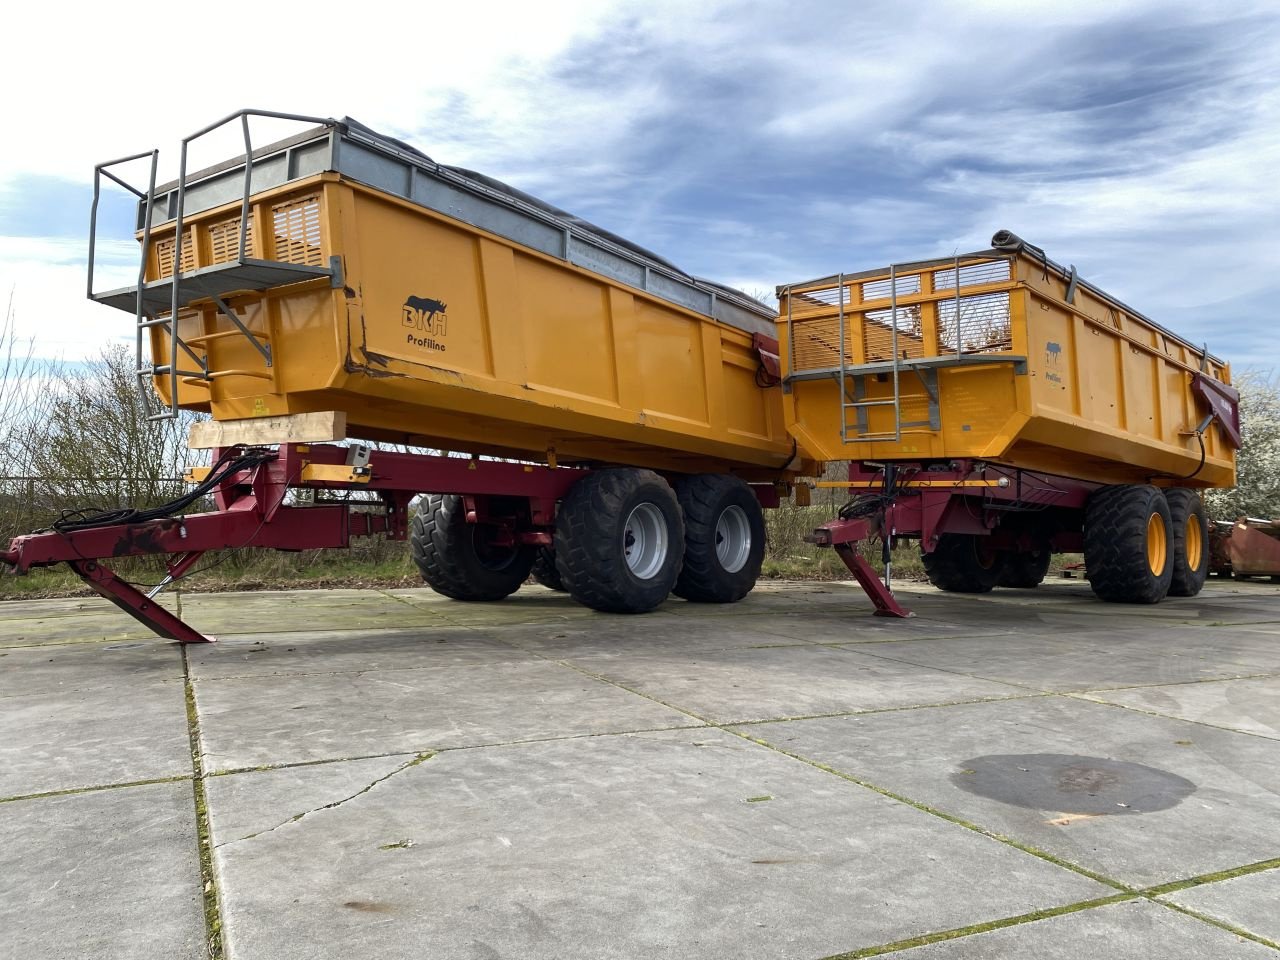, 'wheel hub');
623,502,668,580
714,505,752,574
